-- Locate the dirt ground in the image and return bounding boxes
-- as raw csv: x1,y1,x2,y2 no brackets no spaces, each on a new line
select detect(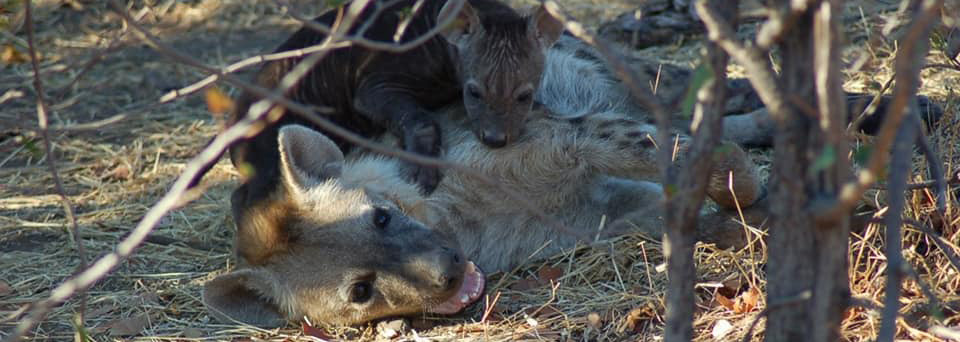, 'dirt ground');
1,0,958,341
